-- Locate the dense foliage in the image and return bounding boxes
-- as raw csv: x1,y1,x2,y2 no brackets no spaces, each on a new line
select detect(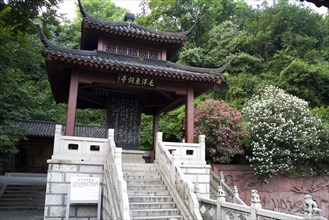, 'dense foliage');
194,99,248,163
243,86,329,181
0,7,54,157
